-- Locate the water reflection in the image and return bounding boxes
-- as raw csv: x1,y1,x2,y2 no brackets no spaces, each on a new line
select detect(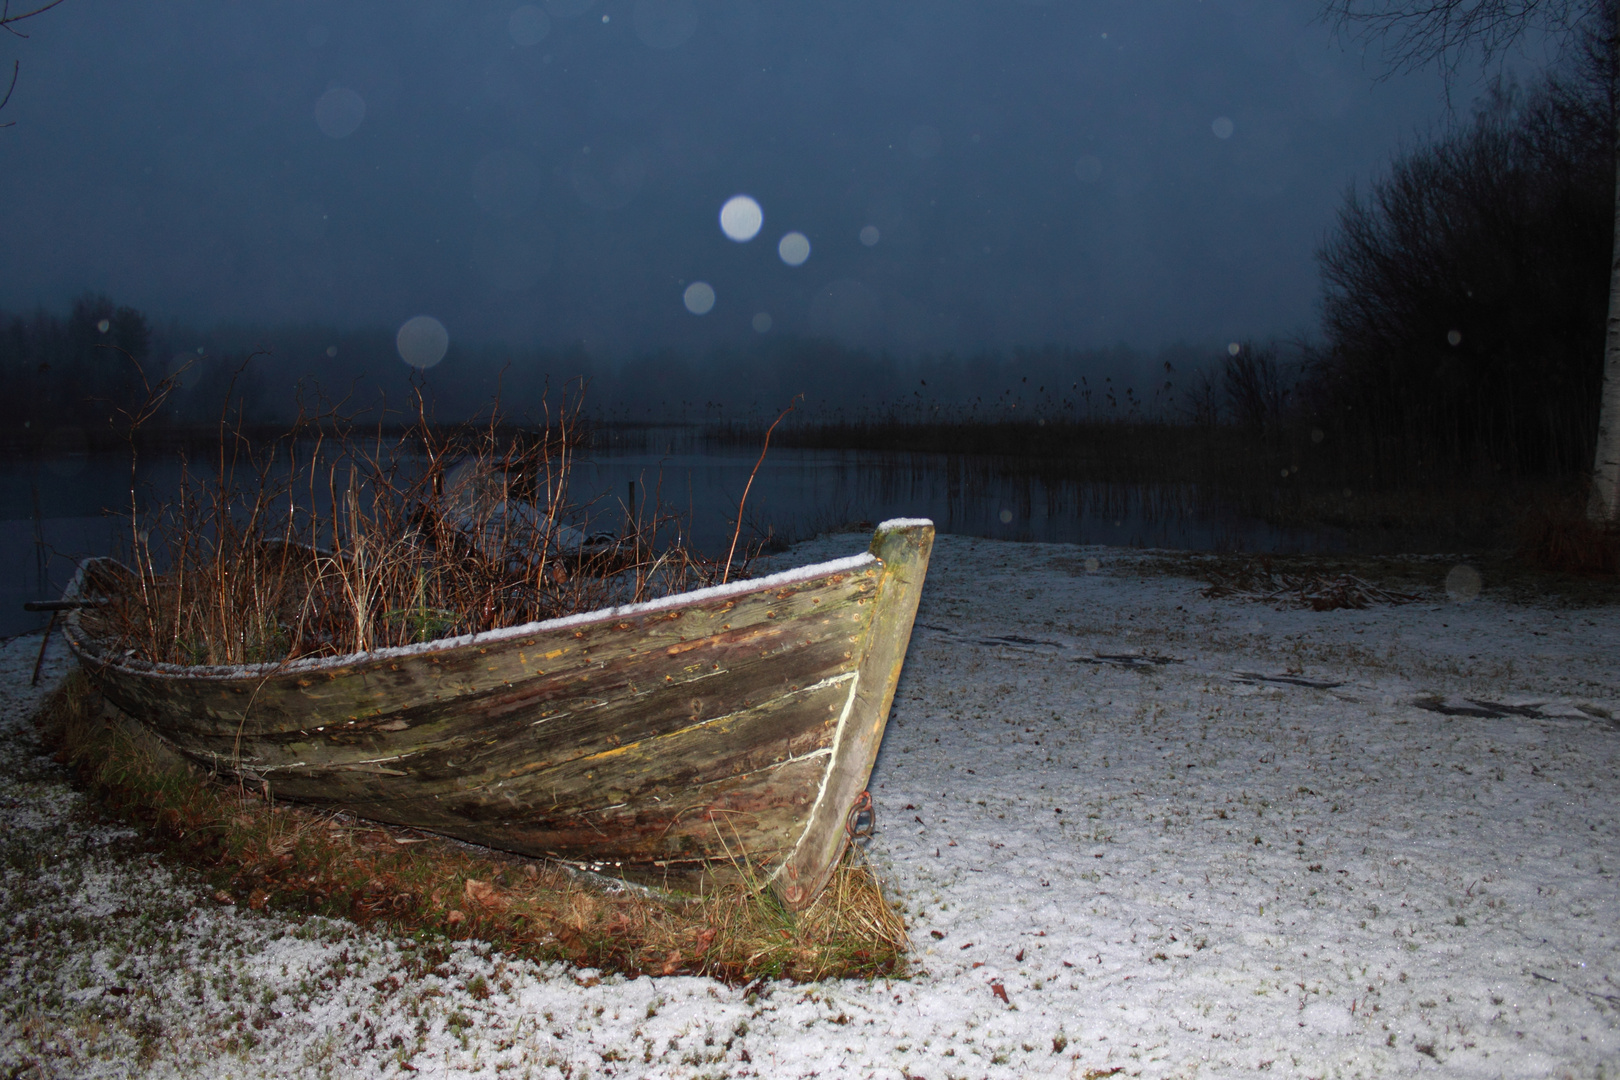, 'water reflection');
0,430,1335,636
